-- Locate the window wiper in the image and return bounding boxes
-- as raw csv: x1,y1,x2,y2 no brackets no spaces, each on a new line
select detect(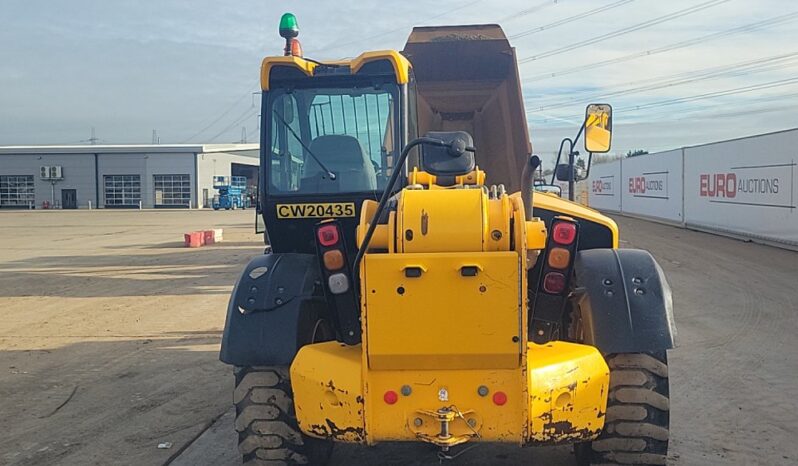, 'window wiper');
272,111,336,180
